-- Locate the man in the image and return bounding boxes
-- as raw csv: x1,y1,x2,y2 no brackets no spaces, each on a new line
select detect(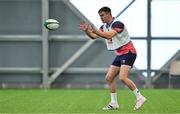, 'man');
79,6,146,110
